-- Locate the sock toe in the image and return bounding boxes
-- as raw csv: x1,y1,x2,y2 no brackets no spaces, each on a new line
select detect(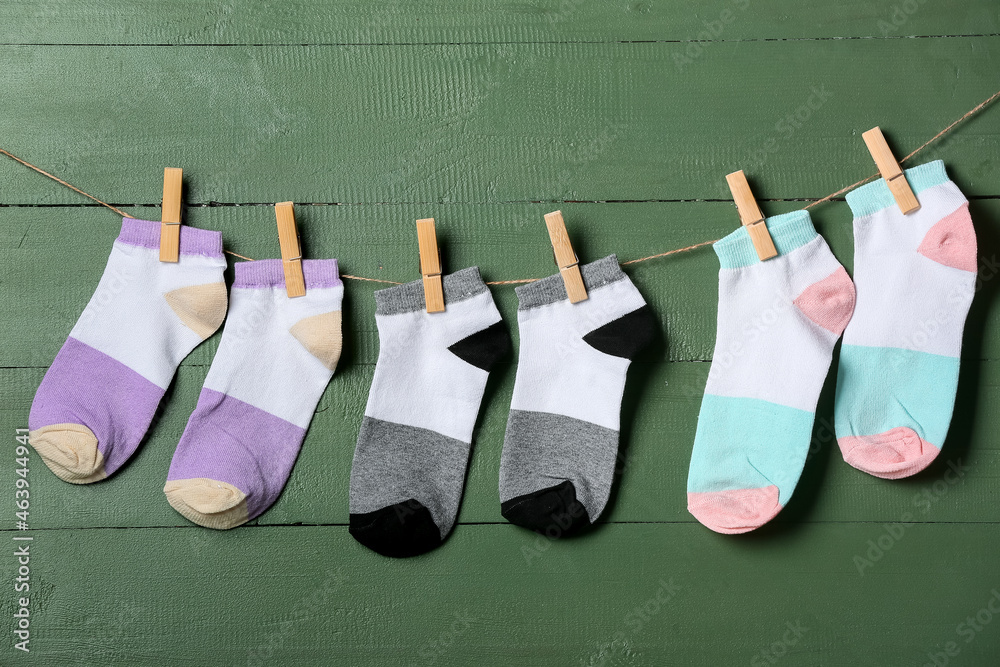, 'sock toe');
687,486,782,534
501,480,592,537
29,423,107,484
349,500,443,558
164,478,250,530
838,427,940,479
